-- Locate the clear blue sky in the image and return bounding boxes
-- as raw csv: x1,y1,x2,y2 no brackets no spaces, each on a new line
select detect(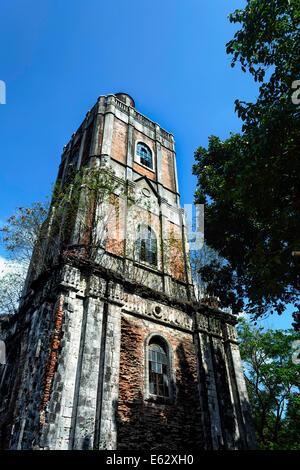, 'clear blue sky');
0,0,294,328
